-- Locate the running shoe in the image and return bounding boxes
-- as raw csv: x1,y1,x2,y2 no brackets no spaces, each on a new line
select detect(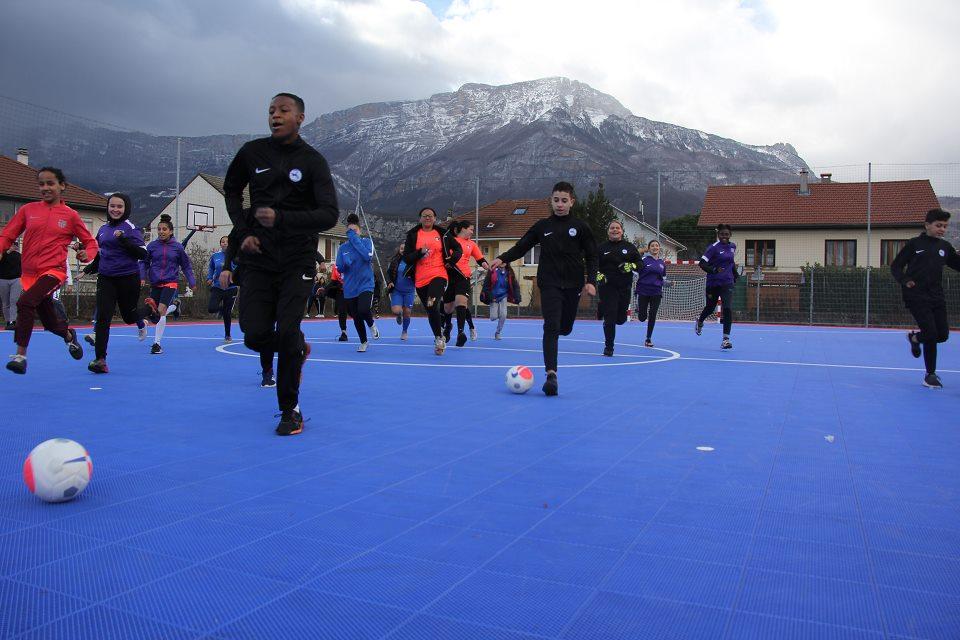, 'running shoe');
87,359,109,374
150,343,163,355
456,332,467,347
357,342,368,352
337,332,348,342
494,332,502,340
396,313,403,325
470,328,478,341
434,336,445,355
224,335,233,343
138,326,147,341
907,332,921,358
602,347,613,357
6,354,26,374
695,319,704,336
400,331,408,341
4,322,14,331
443,322,452,344
923,373,943,389
83,334,95,347
542,372,559,396
66,329,83,360
261,369,276,388
371,324,380,340
644,339,654,348
275,409,304,436
721,338,733,350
